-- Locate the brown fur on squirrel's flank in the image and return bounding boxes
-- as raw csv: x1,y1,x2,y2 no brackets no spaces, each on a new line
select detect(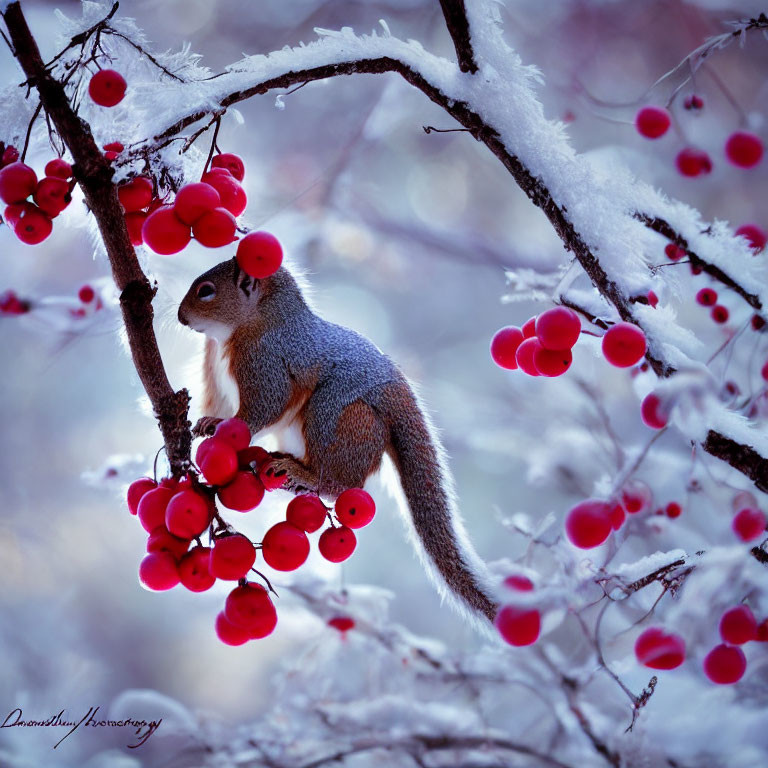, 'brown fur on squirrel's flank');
178,258,499,624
